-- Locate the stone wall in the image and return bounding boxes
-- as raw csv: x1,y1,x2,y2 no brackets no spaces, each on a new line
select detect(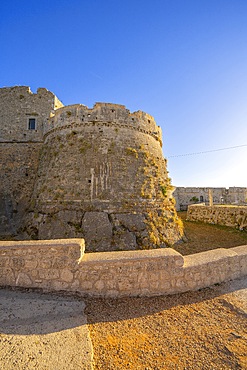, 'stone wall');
0,239,246,297
0,86,63,142
174,187,247,211
0,86,63,237
0,239,83,289
24,102,182,251
0,143,42,236
187,204,247,230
